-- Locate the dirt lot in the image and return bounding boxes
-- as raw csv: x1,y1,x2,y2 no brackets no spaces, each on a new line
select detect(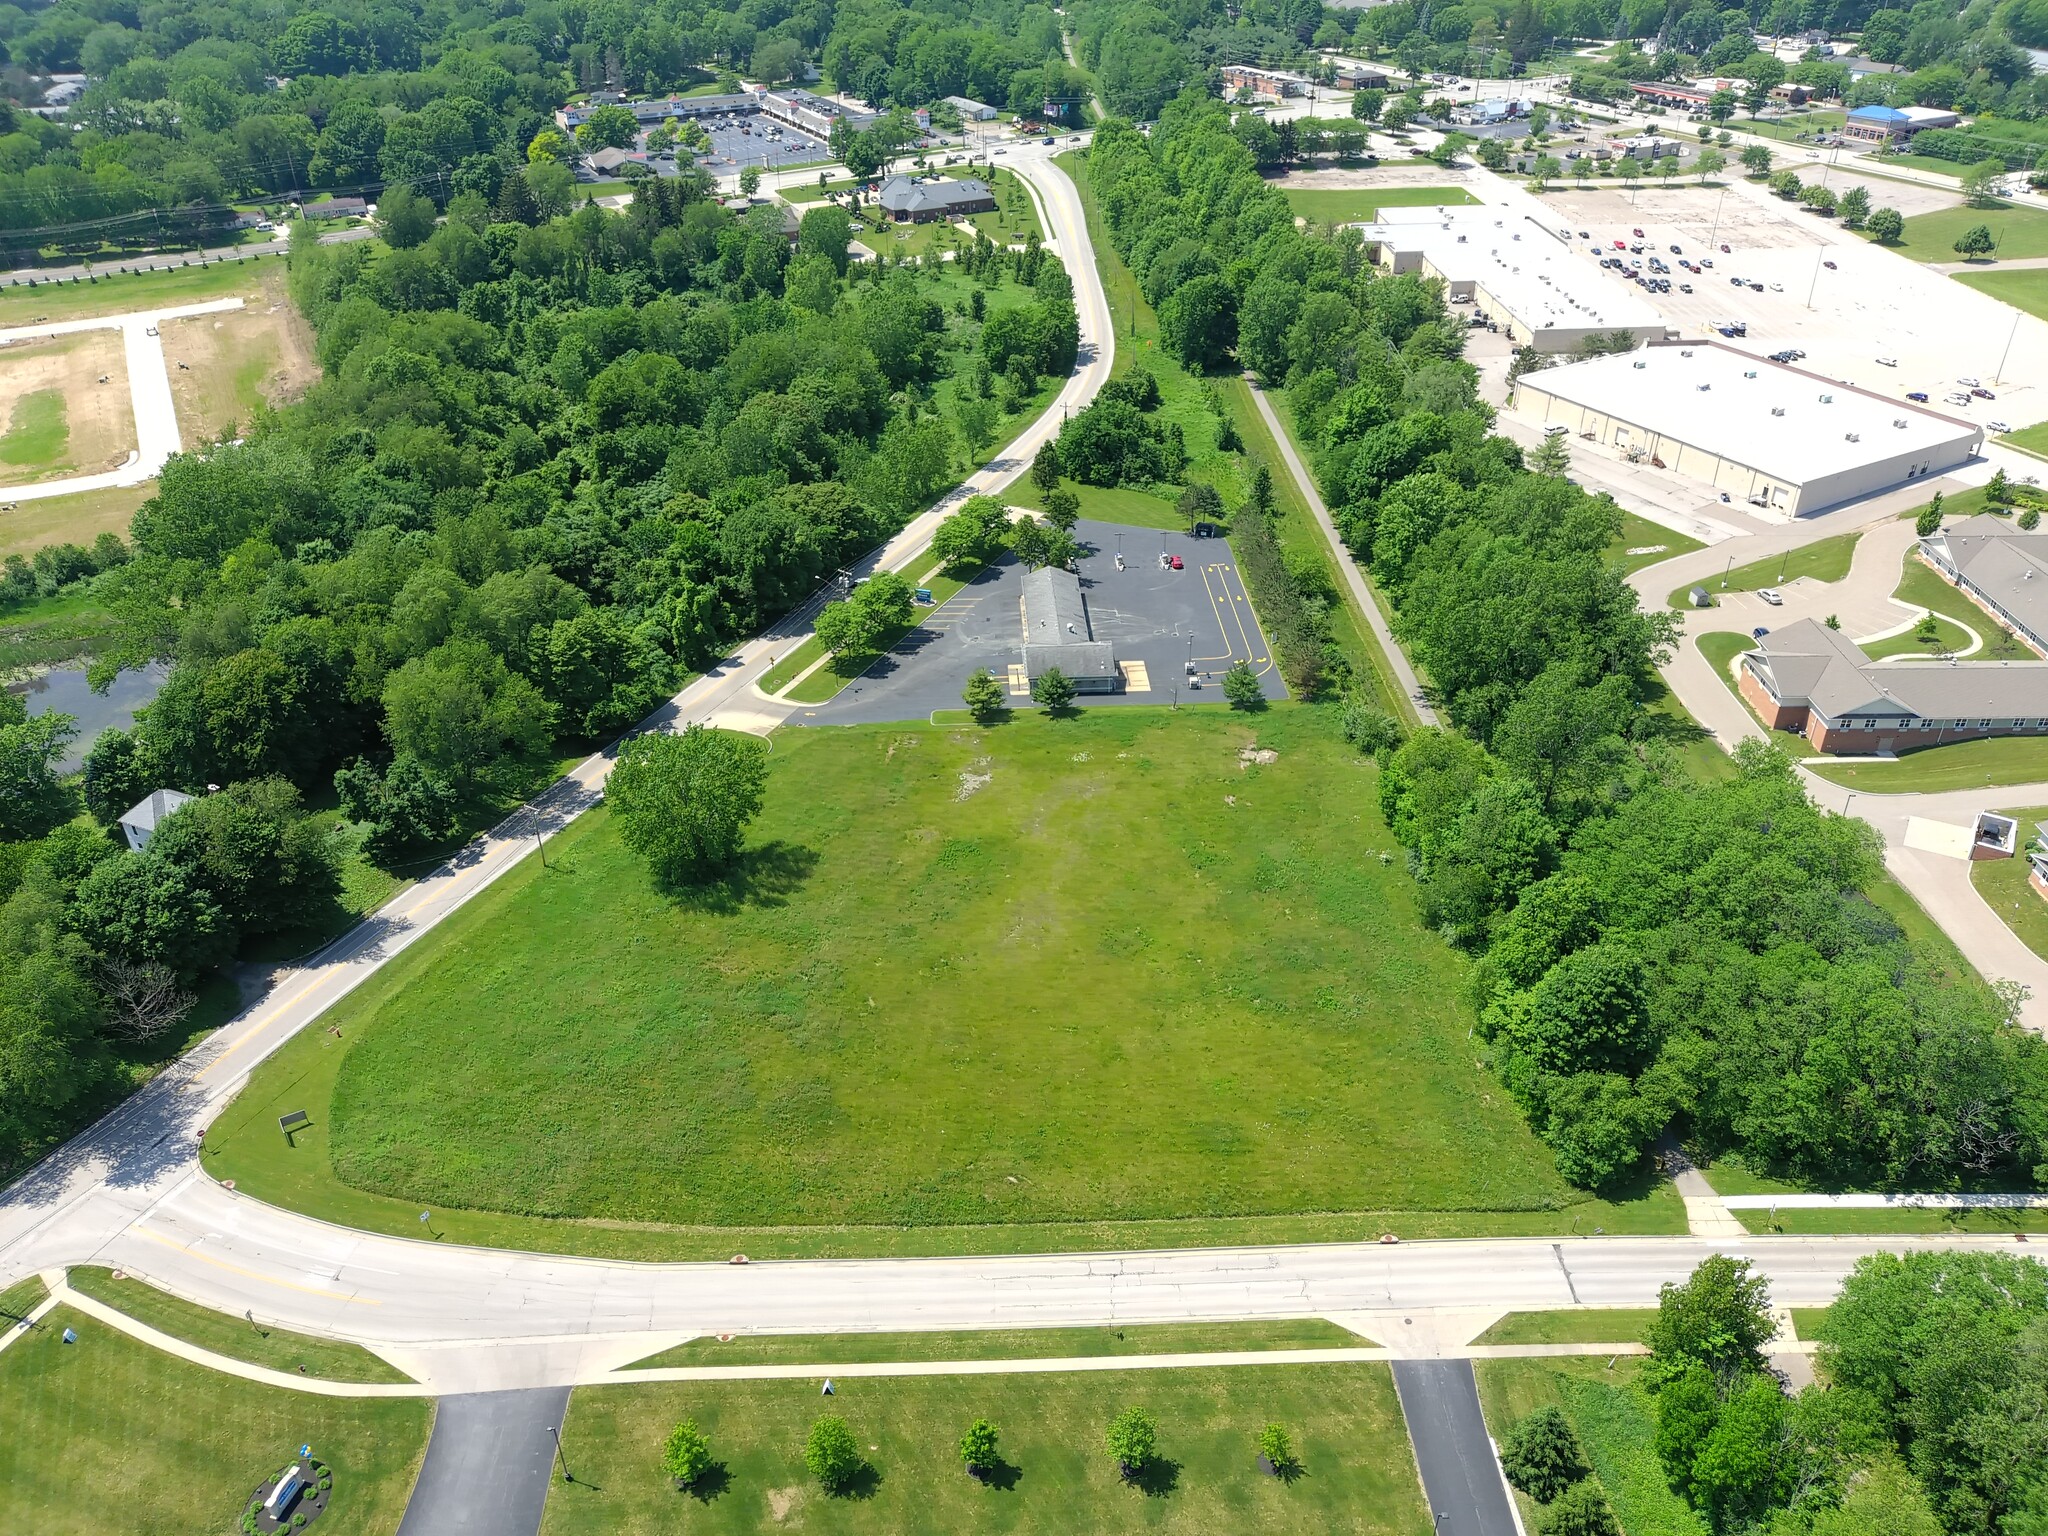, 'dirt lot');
1535,182,2048,432
0,330,133,483
162,266,317,444
1276,164,1483,192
